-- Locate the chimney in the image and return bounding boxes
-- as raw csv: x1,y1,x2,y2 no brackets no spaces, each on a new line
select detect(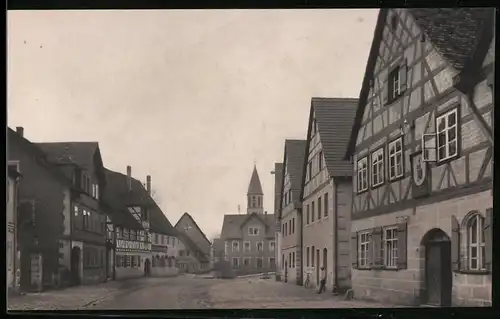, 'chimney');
146,175,151,195
16,127,24,137
126,166,132,191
